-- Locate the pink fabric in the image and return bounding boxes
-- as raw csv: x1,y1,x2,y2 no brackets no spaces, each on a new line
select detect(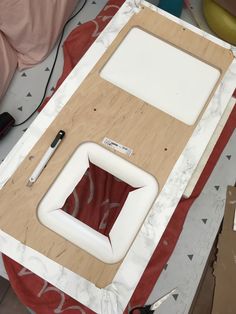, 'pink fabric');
0,0,78,70
0,31,17,100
